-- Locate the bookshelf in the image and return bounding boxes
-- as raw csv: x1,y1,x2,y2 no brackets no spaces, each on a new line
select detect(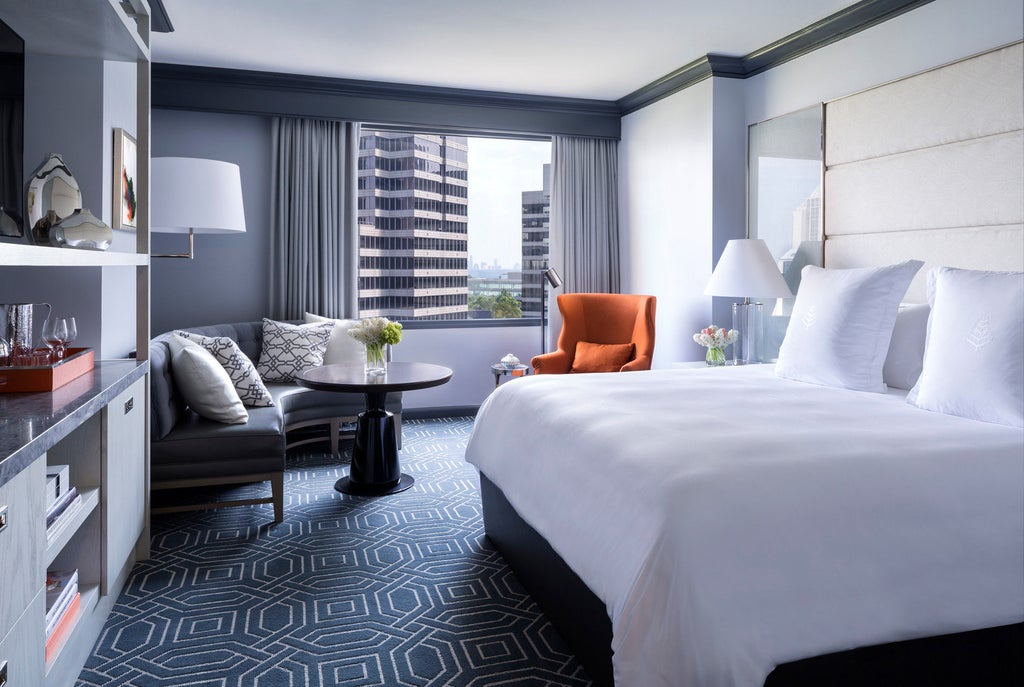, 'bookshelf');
0,0,152,685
